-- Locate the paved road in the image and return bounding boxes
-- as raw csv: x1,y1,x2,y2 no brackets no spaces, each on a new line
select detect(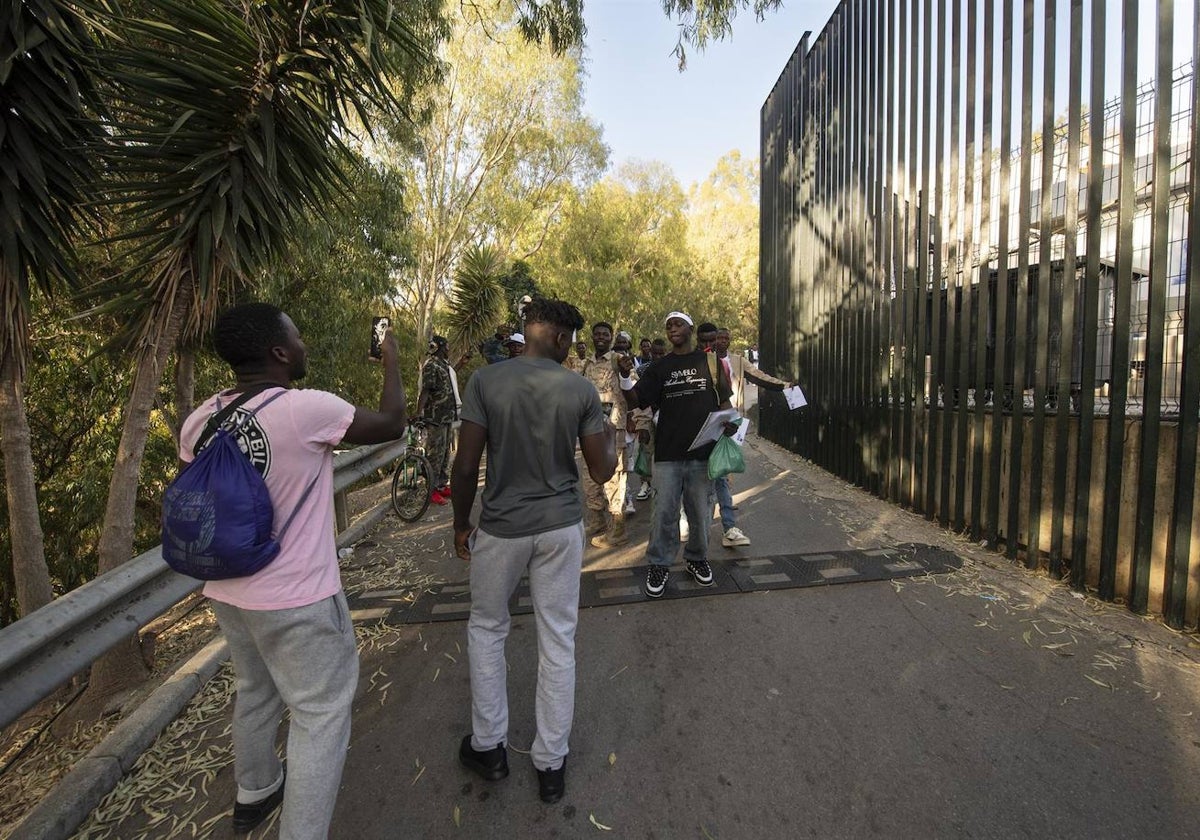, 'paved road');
74,436,1200,839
